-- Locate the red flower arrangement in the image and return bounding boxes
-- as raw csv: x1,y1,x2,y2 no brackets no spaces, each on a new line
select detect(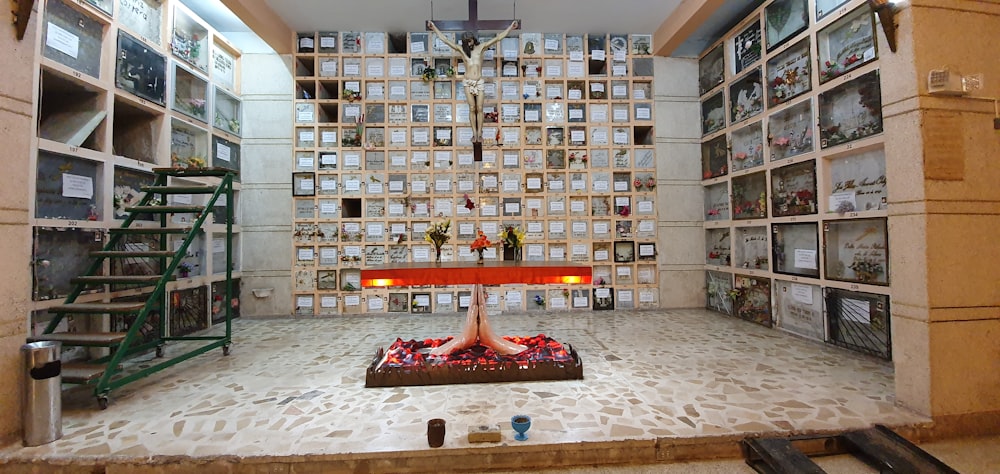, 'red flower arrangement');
470,230,491,251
